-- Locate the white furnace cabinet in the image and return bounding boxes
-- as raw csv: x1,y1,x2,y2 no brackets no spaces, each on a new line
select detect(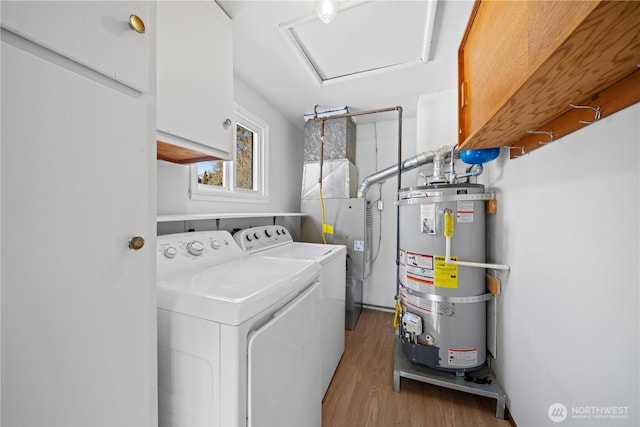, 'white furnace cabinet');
1,2,157,426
